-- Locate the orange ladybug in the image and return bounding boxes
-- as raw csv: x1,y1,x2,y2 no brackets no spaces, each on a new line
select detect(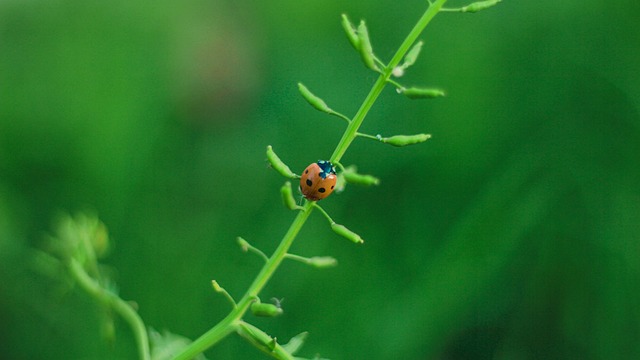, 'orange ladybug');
300,160,337,201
